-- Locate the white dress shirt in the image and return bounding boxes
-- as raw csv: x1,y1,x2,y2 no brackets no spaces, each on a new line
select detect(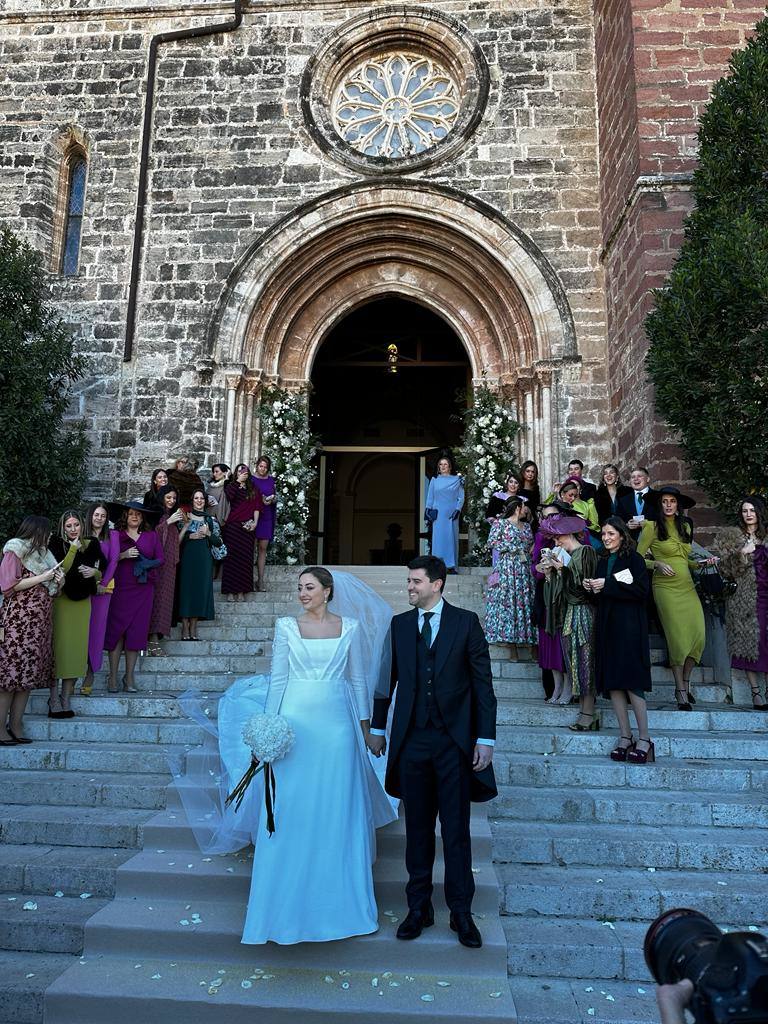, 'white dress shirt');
371,597,494,746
